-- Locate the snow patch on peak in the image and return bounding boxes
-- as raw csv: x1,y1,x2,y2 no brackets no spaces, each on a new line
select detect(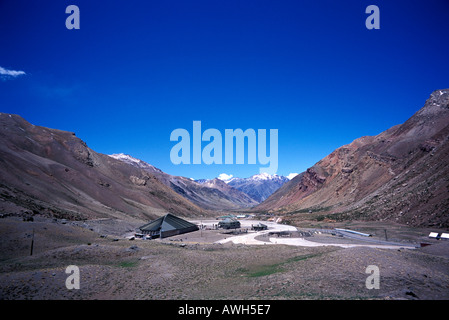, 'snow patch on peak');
108,153,162,173
109,153,140,164
251,172,280,181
